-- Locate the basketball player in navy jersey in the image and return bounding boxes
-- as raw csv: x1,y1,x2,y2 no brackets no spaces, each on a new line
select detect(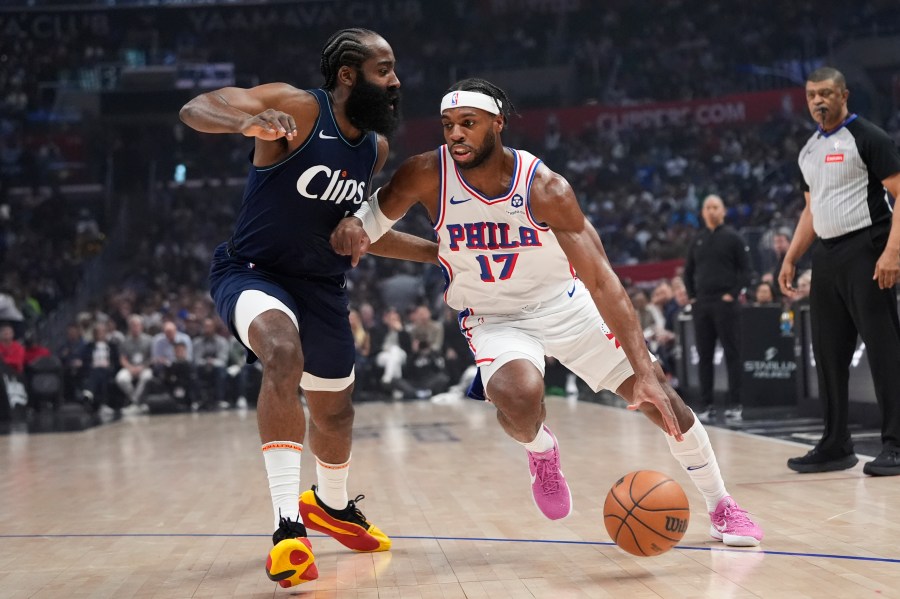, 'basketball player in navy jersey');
179,29,436,588
331,78,763,547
